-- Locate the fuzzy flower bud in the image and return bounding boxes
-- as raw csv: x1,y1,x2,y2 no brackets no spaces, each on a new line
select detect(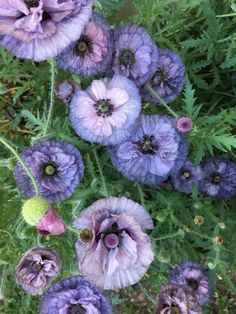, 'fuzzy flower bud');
176,117,193,133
